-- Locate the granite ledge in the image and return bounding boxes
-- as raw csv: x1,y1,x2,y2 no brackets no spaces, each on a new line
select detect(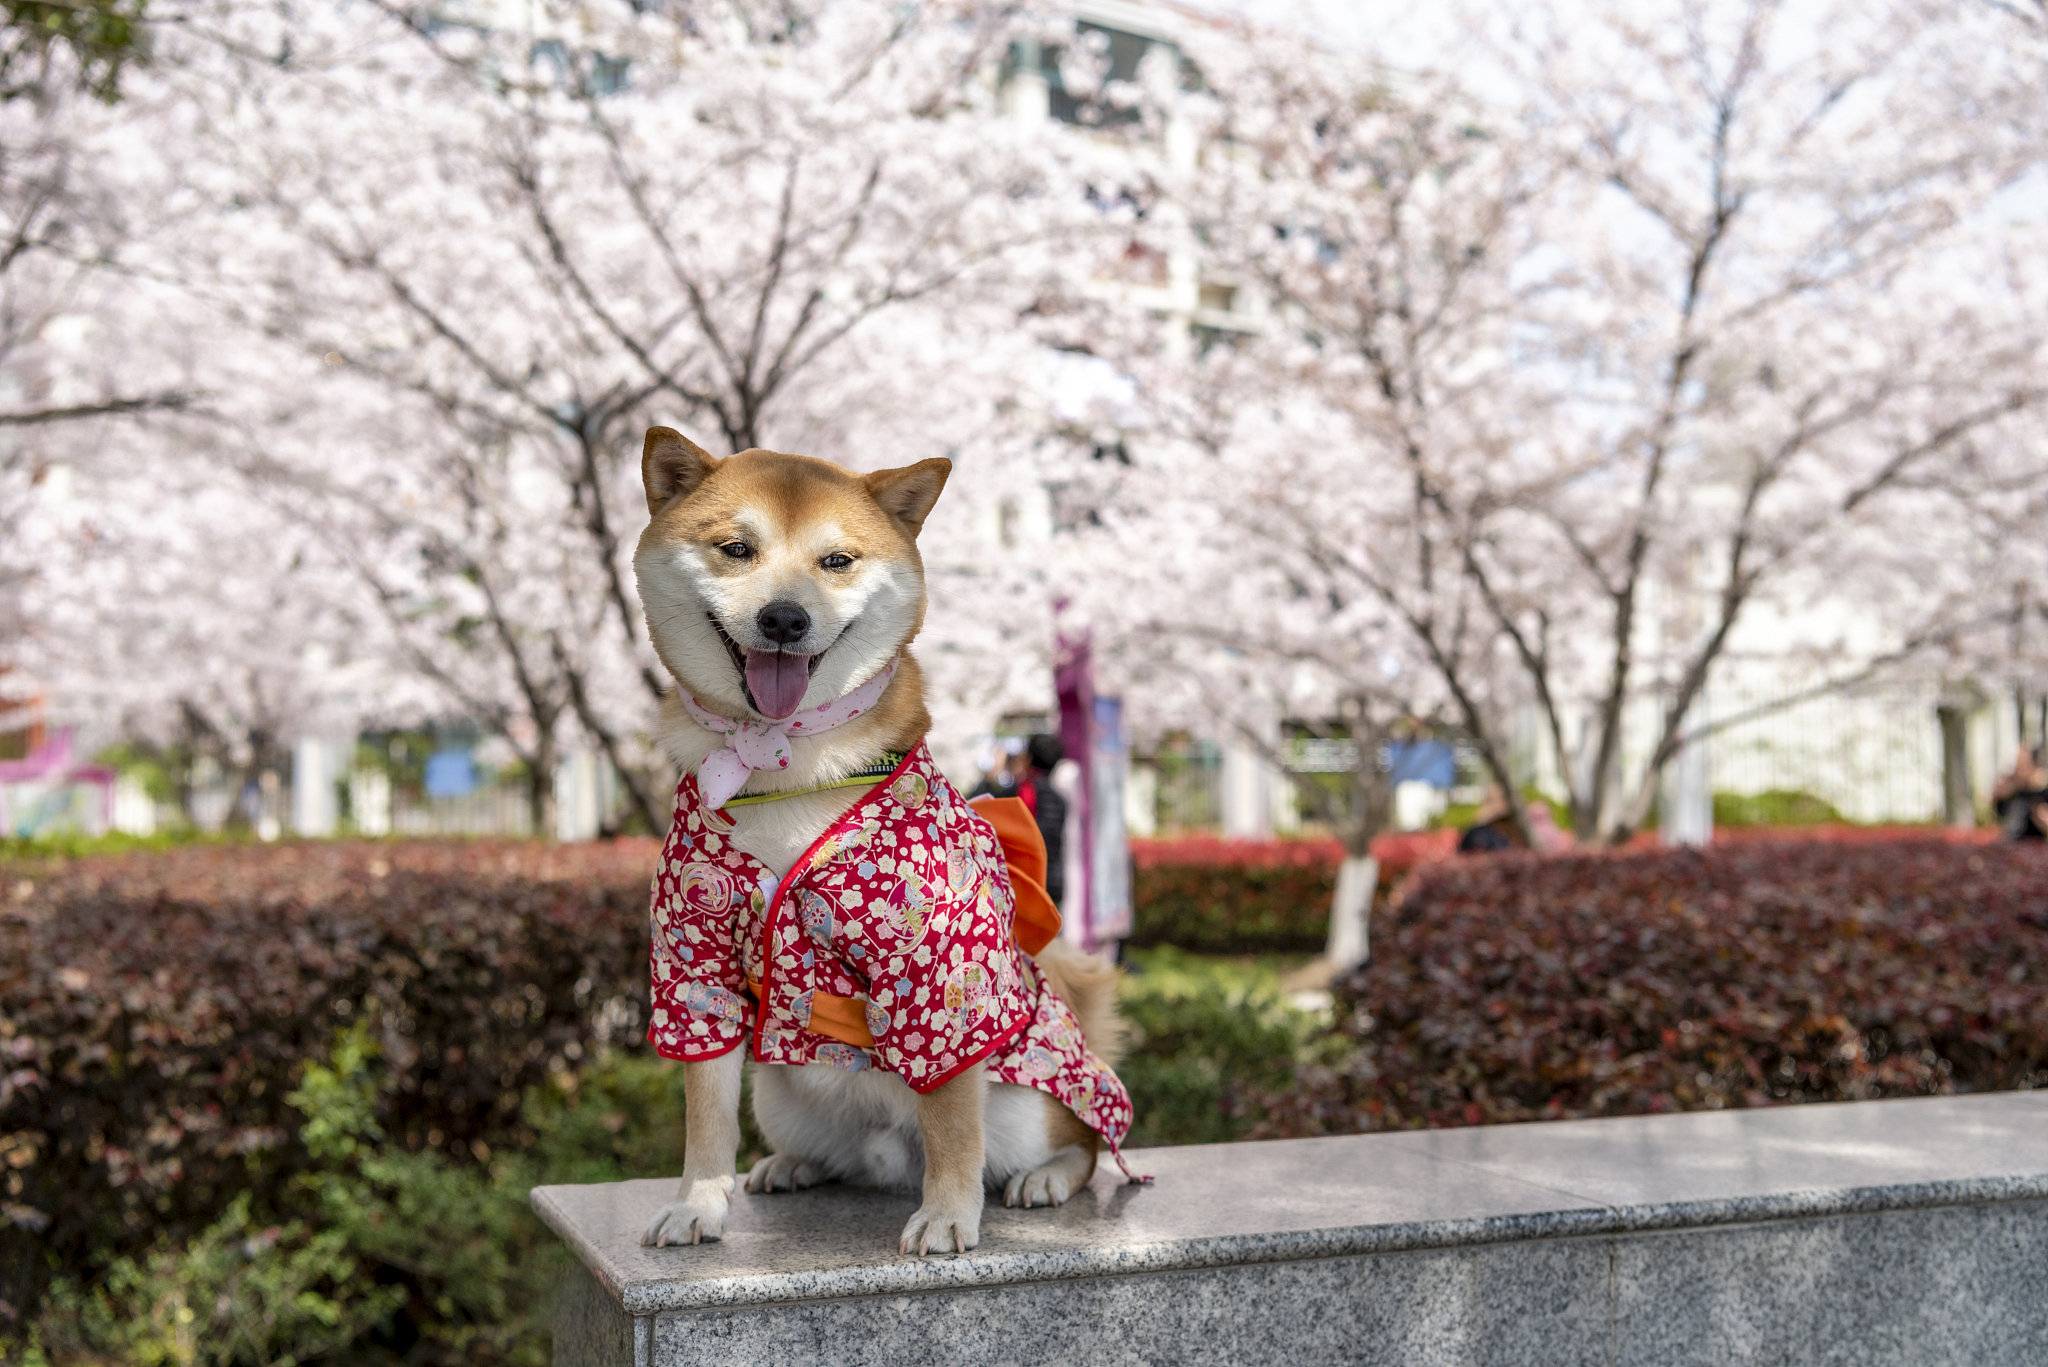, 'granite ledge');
533,1199,1638,1316
531,1089,2048,1318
